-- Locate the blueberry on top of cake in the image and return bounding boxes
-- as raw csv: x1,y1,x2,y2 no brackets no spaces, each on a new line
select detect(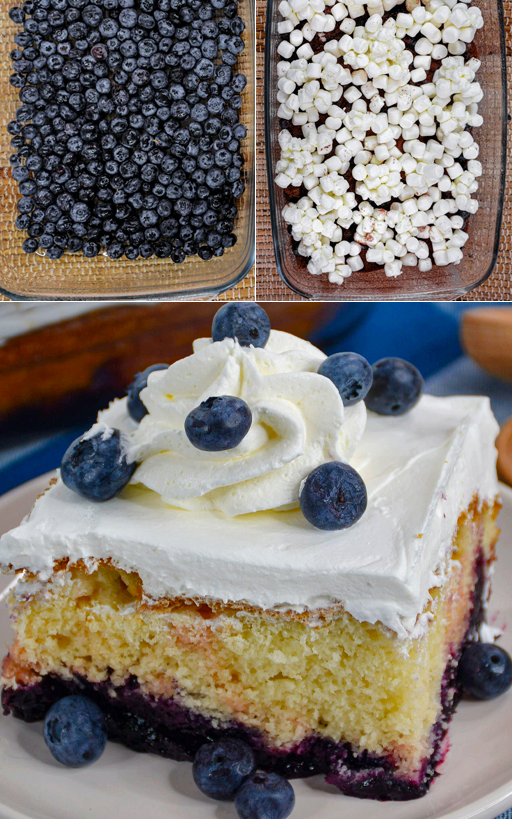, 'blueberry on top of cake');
0,304,505,802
